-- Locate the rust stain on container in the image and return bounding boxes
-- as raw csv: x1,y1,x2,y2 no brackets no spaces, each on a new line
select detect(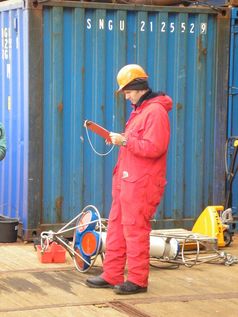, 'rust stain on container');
176,103,183,110
58,103,63,112
55,196,63,222
197,35,207,63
